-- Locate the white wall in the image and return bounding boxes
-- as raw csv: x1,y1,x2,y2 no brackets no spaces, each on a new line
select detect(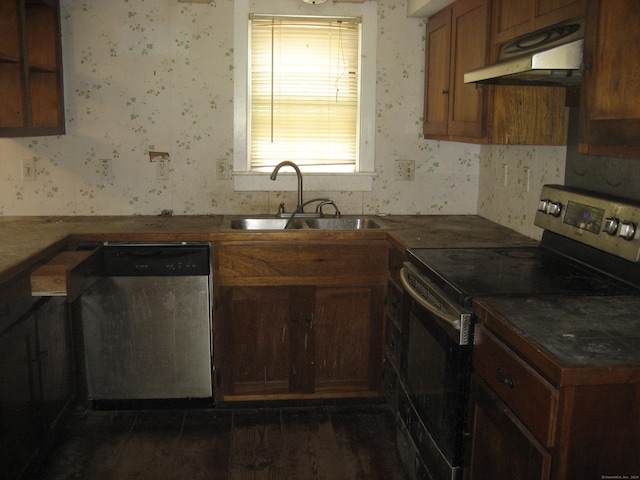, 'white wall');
477,144,566,240
0,0,480,217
